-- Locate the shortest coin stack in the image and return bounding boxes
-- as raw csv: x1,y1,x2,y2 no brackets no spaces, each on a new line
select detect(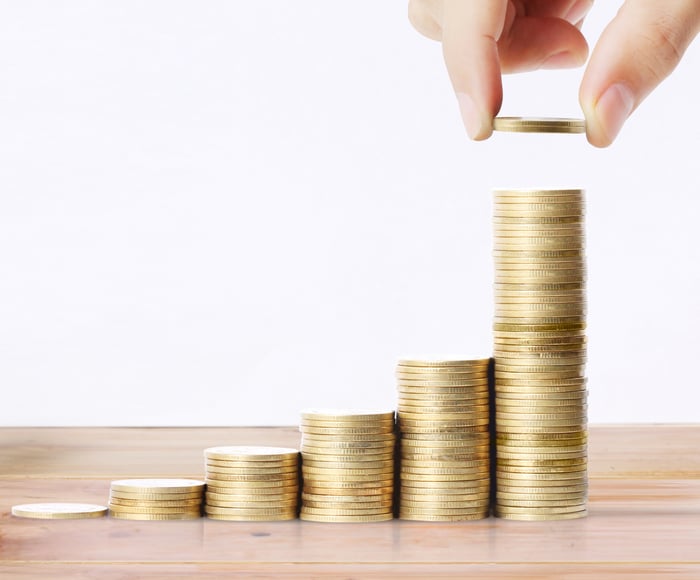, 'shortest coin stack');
109,479,205,520
397,357,491,521
300,409,396,523
203,446,300,521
